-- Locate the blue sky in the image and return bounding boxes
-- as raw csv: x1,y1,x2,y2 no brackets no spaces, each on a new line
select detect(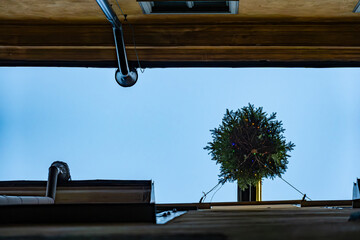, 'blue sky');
0,67,359,203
